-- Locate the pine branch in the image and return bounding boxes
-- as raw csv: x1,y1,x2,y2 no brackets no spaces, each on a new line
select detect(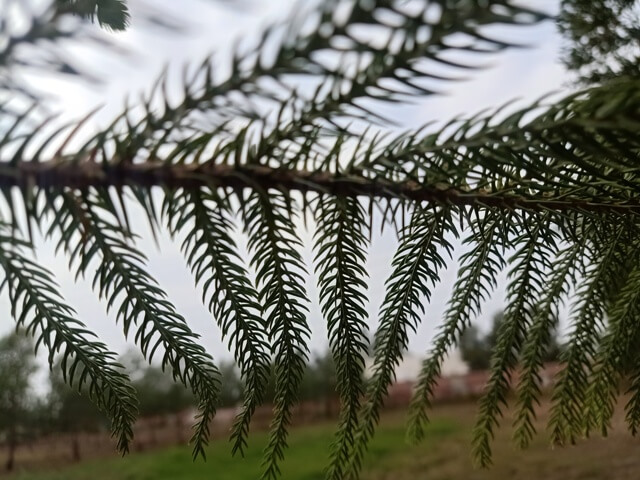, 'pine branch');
163,187,270,456
240,190,310,480
2,78,640,224
0,223,137,453
407,210,509,442
549,220,632,445
41,188,221,458
2,2,640,478
347,205,455,478
625,346,640,435
2,161,640,216
472,212,556,466
86,0,545,149
513,240,582,448
313,194,370,480
584,262,640,437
